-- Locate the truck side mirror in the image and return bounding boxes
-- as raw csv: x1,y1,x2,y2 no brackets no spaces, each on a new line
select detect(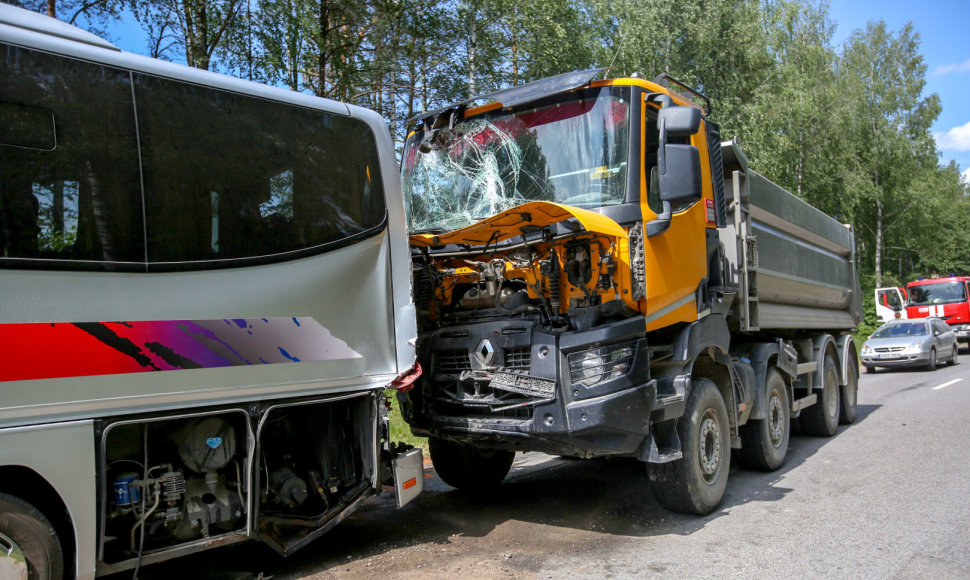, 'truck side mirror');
646,104,704,237
659,106,701,136
660,144,702,205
